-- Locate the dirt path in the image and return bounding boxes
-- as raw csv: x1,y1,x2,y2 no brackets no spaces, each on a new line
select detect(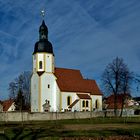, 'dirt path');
63,123,140,130
60,136,139,140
